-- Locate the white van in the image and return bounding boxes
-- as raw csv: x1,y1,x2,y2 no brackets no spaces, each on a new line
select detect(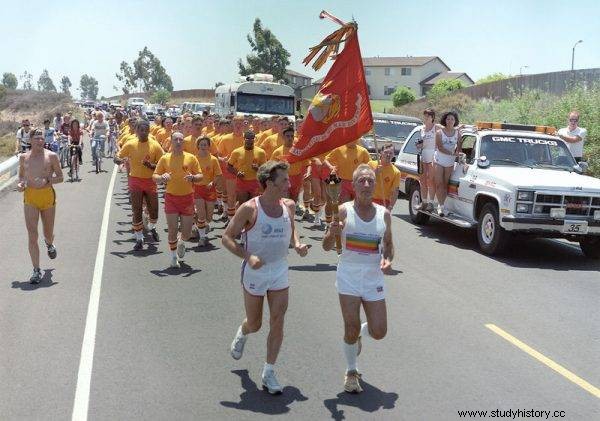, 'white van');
126,97,145,108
